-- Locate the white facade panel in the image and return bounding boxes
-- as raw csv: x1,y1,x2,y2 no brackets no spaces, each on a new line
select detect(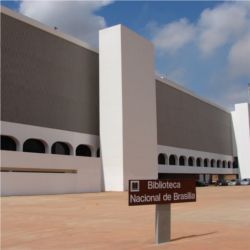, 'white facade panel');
1,151,102,196
157,145,237,175
99,25,157,191
232,103,250,178
158,145,234,166
99,25,124,191
1,121,99,156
